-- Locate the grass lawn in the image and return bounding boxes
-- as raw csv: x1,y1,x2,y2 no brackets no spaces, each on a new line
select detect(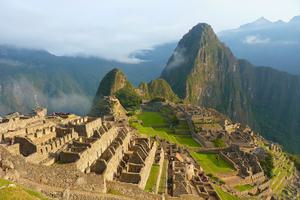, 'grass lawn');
0,178,11,187
191,152,235,175
137,112,167,127
145,164,160,192
133,112,201,148
234,184,254,192
0,178,47,200
214,185,240,200
158,160,168,194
